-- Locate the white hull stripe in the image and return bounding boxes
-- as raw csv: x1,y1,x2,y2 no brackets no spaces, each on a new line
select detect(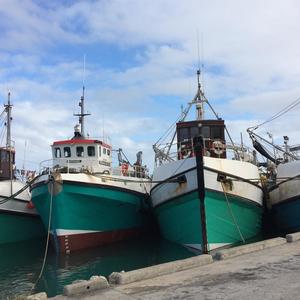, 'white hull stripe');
151,168,262,208
54,229,102,236
35,173,151,194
